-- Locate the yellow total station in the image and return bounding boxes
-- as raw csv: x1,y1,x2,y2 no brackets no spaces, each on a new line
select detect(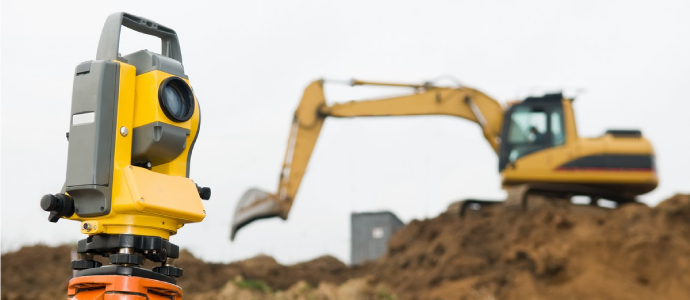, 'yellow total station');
40,12,210,241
